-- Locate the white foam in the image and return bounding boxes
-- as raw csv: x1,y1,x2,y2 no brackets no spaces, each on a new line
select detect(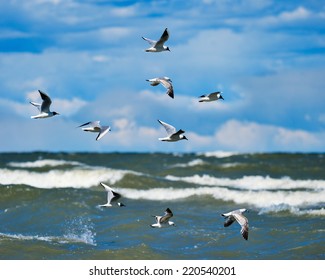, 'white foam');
198,151,239,158
8,159,83,168
0,232,96,246
119,186,325,211
165,174,325,191
259,205,325,216
63,217,97,246
0,167,139,189
170,159,206,168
